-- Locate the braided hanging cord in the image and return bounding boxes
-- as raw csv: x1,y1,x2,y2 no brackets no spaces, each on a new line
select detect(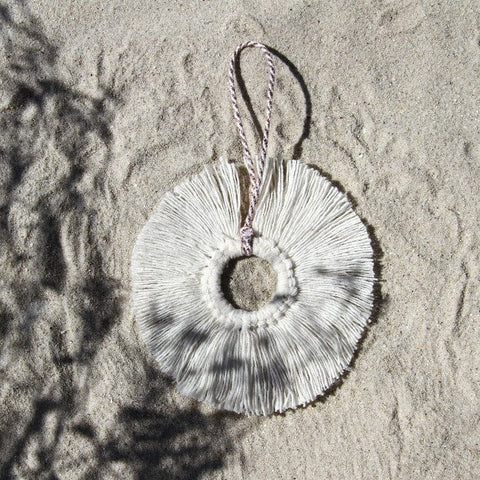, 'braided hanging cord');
228,41,276,256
